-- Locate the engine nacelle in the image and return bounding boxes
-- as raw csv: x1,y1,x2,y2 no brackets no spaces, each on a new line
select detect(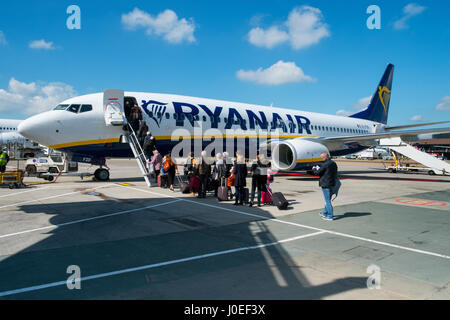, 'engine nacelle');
272,139,329,171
